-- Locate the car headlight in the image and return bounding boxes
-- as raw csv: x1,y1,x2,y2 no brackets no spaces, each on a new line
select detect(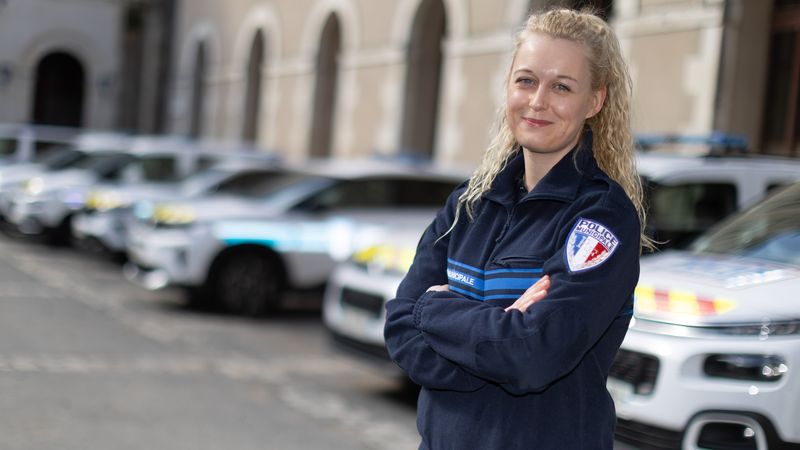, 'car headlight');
151,204,196,226
350,244,415,276
704,354,788,382
86,190,127,211
25,177,44,195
